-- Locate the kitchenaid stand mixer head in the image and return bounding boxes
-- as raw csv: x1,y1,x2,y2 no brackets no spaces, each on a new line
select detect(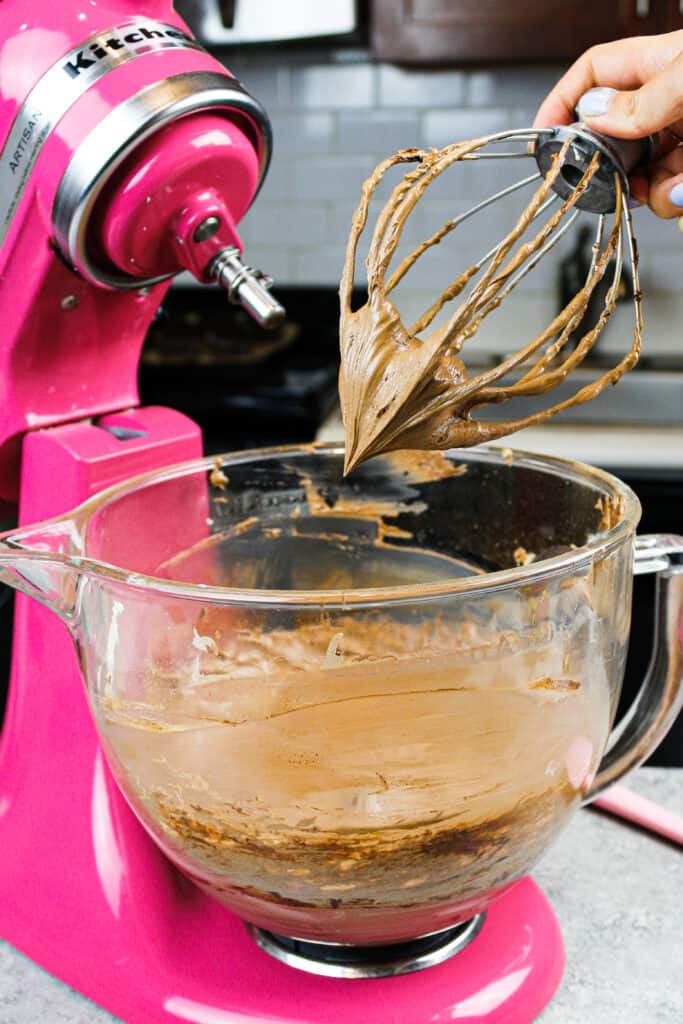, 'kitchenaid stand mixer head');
0,0,283,502
340,97,656,472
